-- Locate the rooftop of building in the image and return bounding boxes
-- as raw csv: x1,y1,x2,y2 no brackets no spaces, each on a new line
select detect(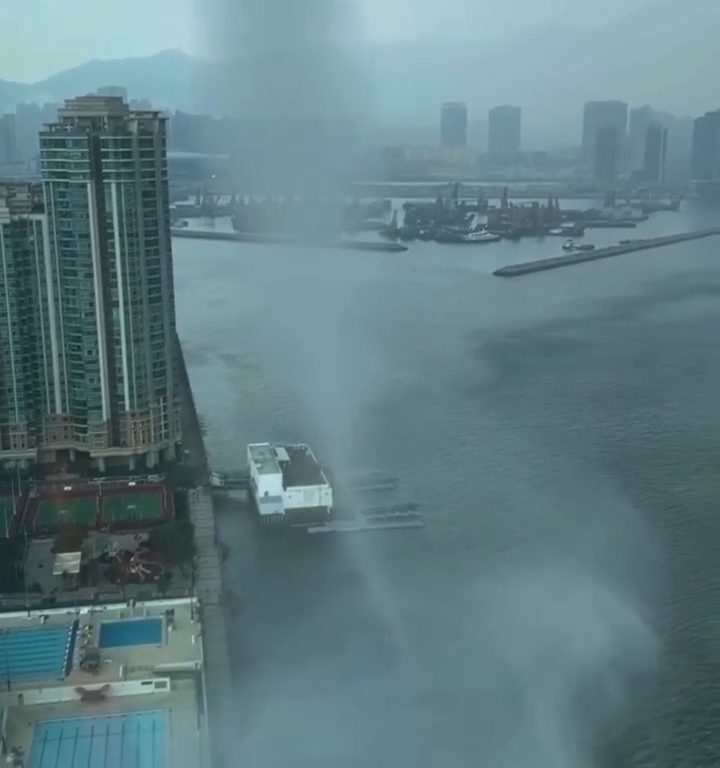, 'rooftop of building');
248,442,329,488
58,95,130,118
40,95,164,135
281,444,327,487
0,598,208,768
